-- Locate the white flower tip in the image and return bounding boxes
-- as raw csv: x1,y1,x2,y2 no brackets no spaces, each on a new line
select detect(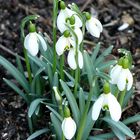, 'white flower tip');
62,117,76,140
